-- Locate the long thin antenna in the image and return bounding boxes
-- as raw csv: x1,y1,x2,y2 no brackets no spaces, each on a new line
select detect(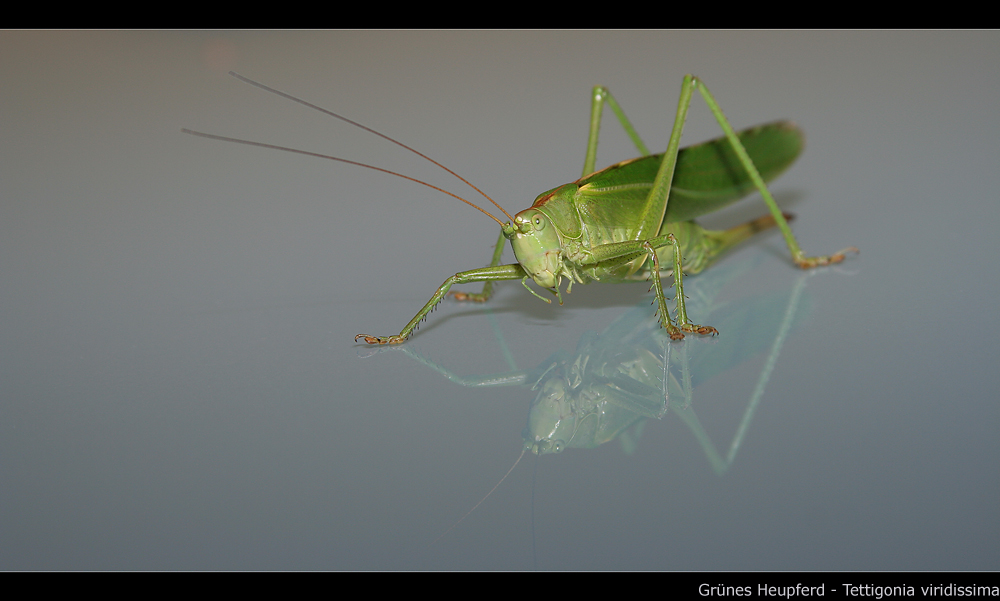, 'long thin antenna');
227,71,515,223
182,128,506,227
431,448,527,545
